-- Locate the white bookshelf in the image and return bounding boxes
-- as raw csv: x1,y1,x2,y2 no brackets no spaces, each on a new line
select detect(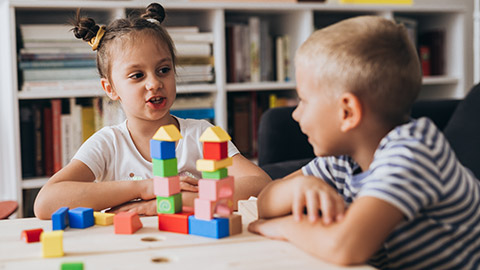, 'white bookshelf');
0,0,473,217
